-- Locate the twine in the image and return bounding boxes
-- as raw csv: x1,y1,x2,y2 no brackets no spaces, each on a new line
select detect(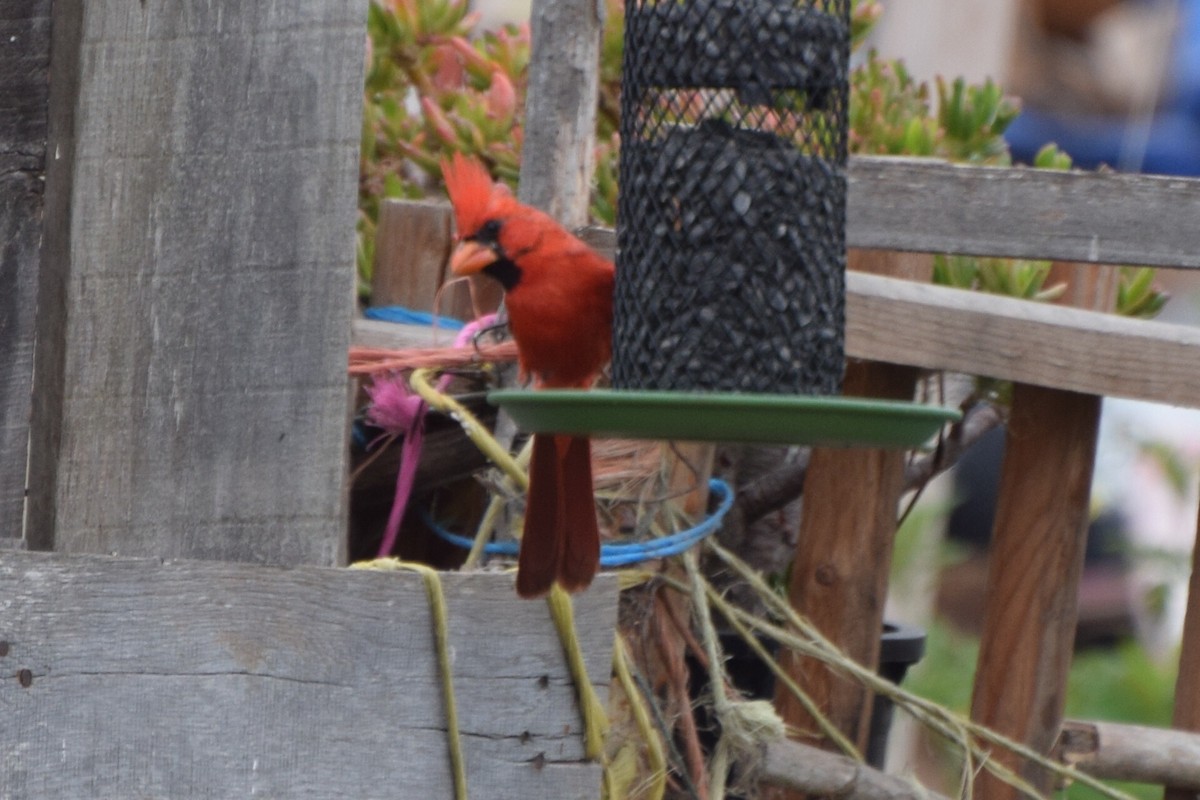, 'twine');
350,558,468,800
